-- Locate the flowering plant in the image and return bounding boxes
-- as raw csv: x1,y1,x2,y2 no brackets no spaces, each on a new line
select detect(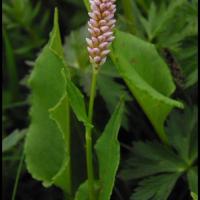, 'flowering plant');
3,0,197,199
